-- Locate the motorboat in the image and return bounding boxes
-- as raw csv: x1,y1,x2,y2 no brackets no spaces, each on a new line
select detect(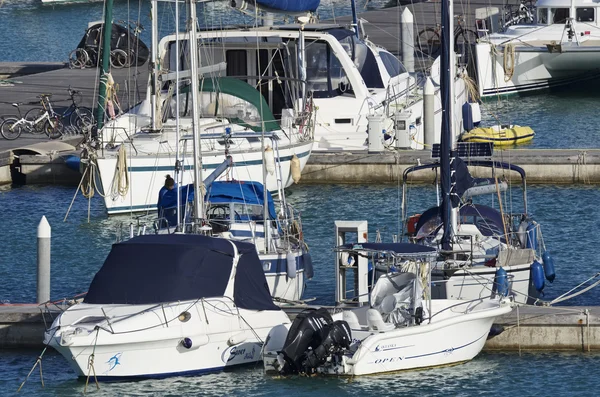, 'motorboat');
44,234,291,380
474,0,600,97
263,242,512,376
